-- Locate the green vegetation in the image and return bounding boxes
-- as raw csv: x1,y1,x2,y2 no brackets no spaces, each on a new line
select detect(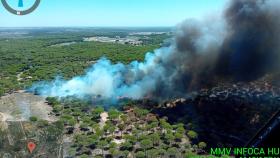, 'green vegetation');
187,130,198,139
29,116,38,122
0,120,63,157
0,29,209,157
0,30,170,96
198,142,207,149
44,97,204,157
